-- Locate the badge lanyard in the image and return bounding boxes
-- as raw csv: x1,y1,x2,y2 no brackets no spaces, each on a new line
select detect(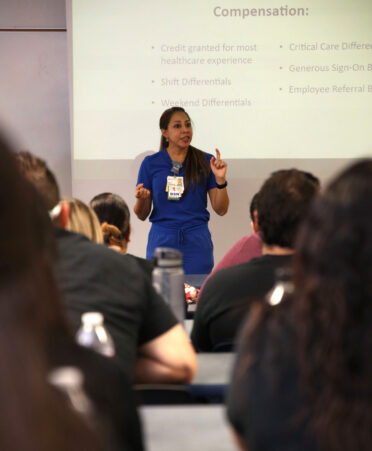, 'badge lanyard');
166,161,184,201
